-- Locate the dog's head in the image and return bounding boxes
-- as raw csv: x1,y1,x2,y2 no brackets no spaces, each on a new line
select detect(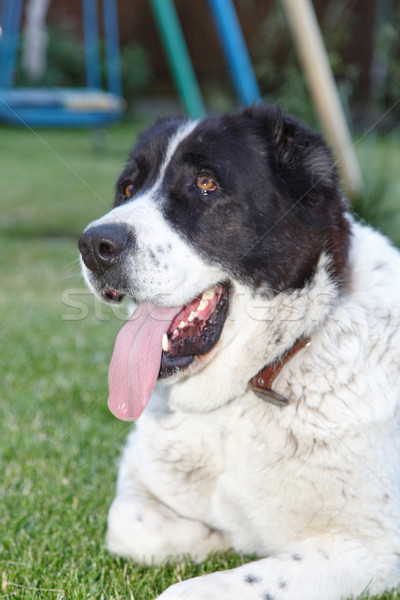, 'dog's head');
79,105,350,420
